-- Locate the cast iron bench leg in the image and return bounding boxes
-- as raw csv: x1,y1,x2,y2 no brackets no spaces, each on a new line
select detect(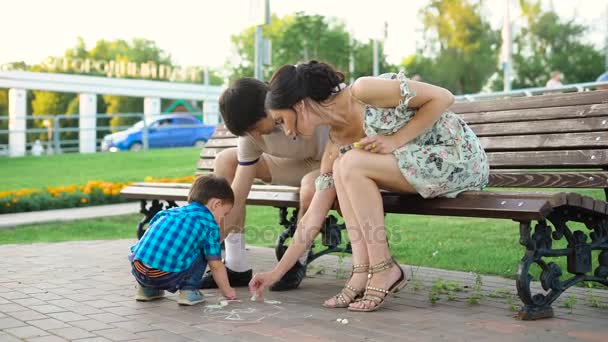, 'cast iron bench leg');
516,210,608,320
